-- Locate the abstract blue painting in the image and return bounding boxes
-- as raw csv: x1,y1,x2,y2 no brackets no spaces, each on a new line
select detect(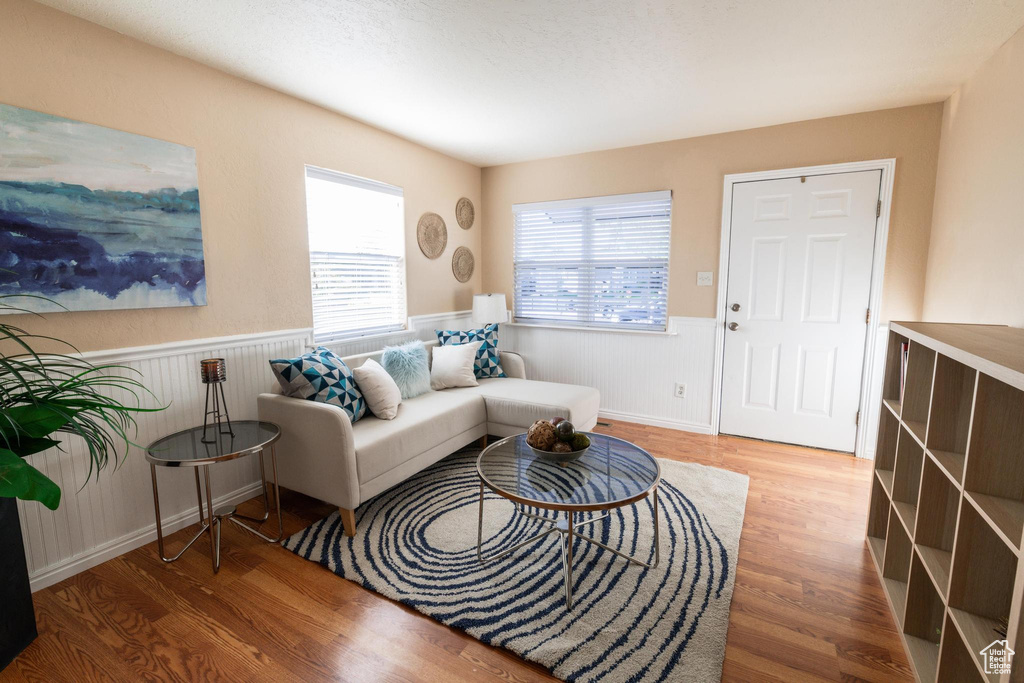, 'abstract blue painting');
0,104,206,313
